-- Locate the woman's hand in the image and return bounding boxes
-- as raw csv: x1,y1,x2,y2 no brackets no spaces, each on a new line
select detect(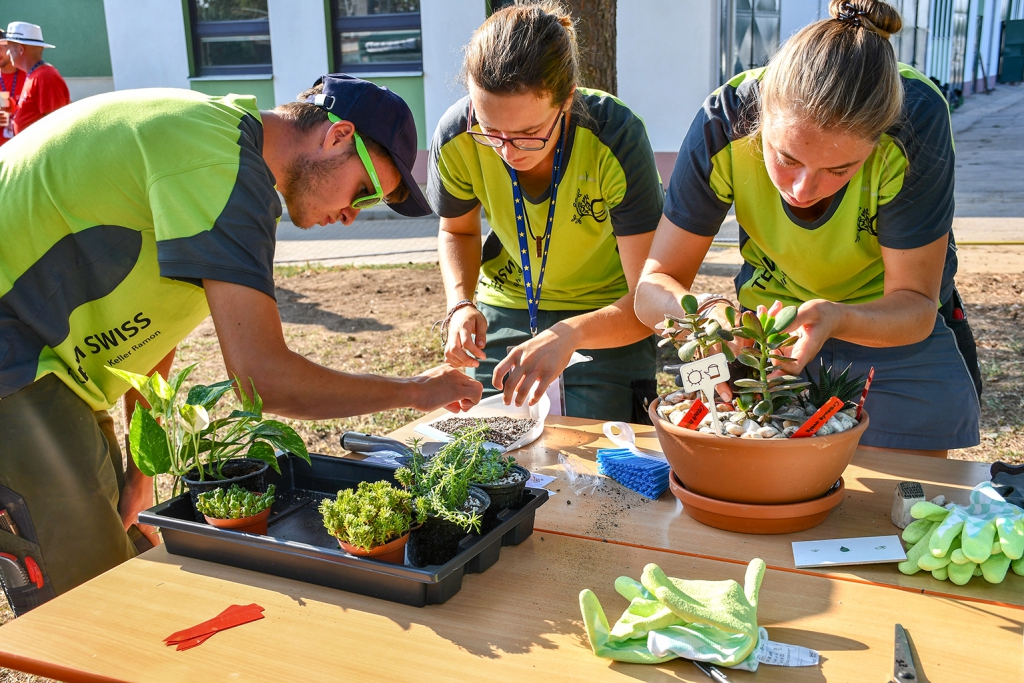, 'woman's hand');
772,298,841,375
444,305,488,368
492,325,578,407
